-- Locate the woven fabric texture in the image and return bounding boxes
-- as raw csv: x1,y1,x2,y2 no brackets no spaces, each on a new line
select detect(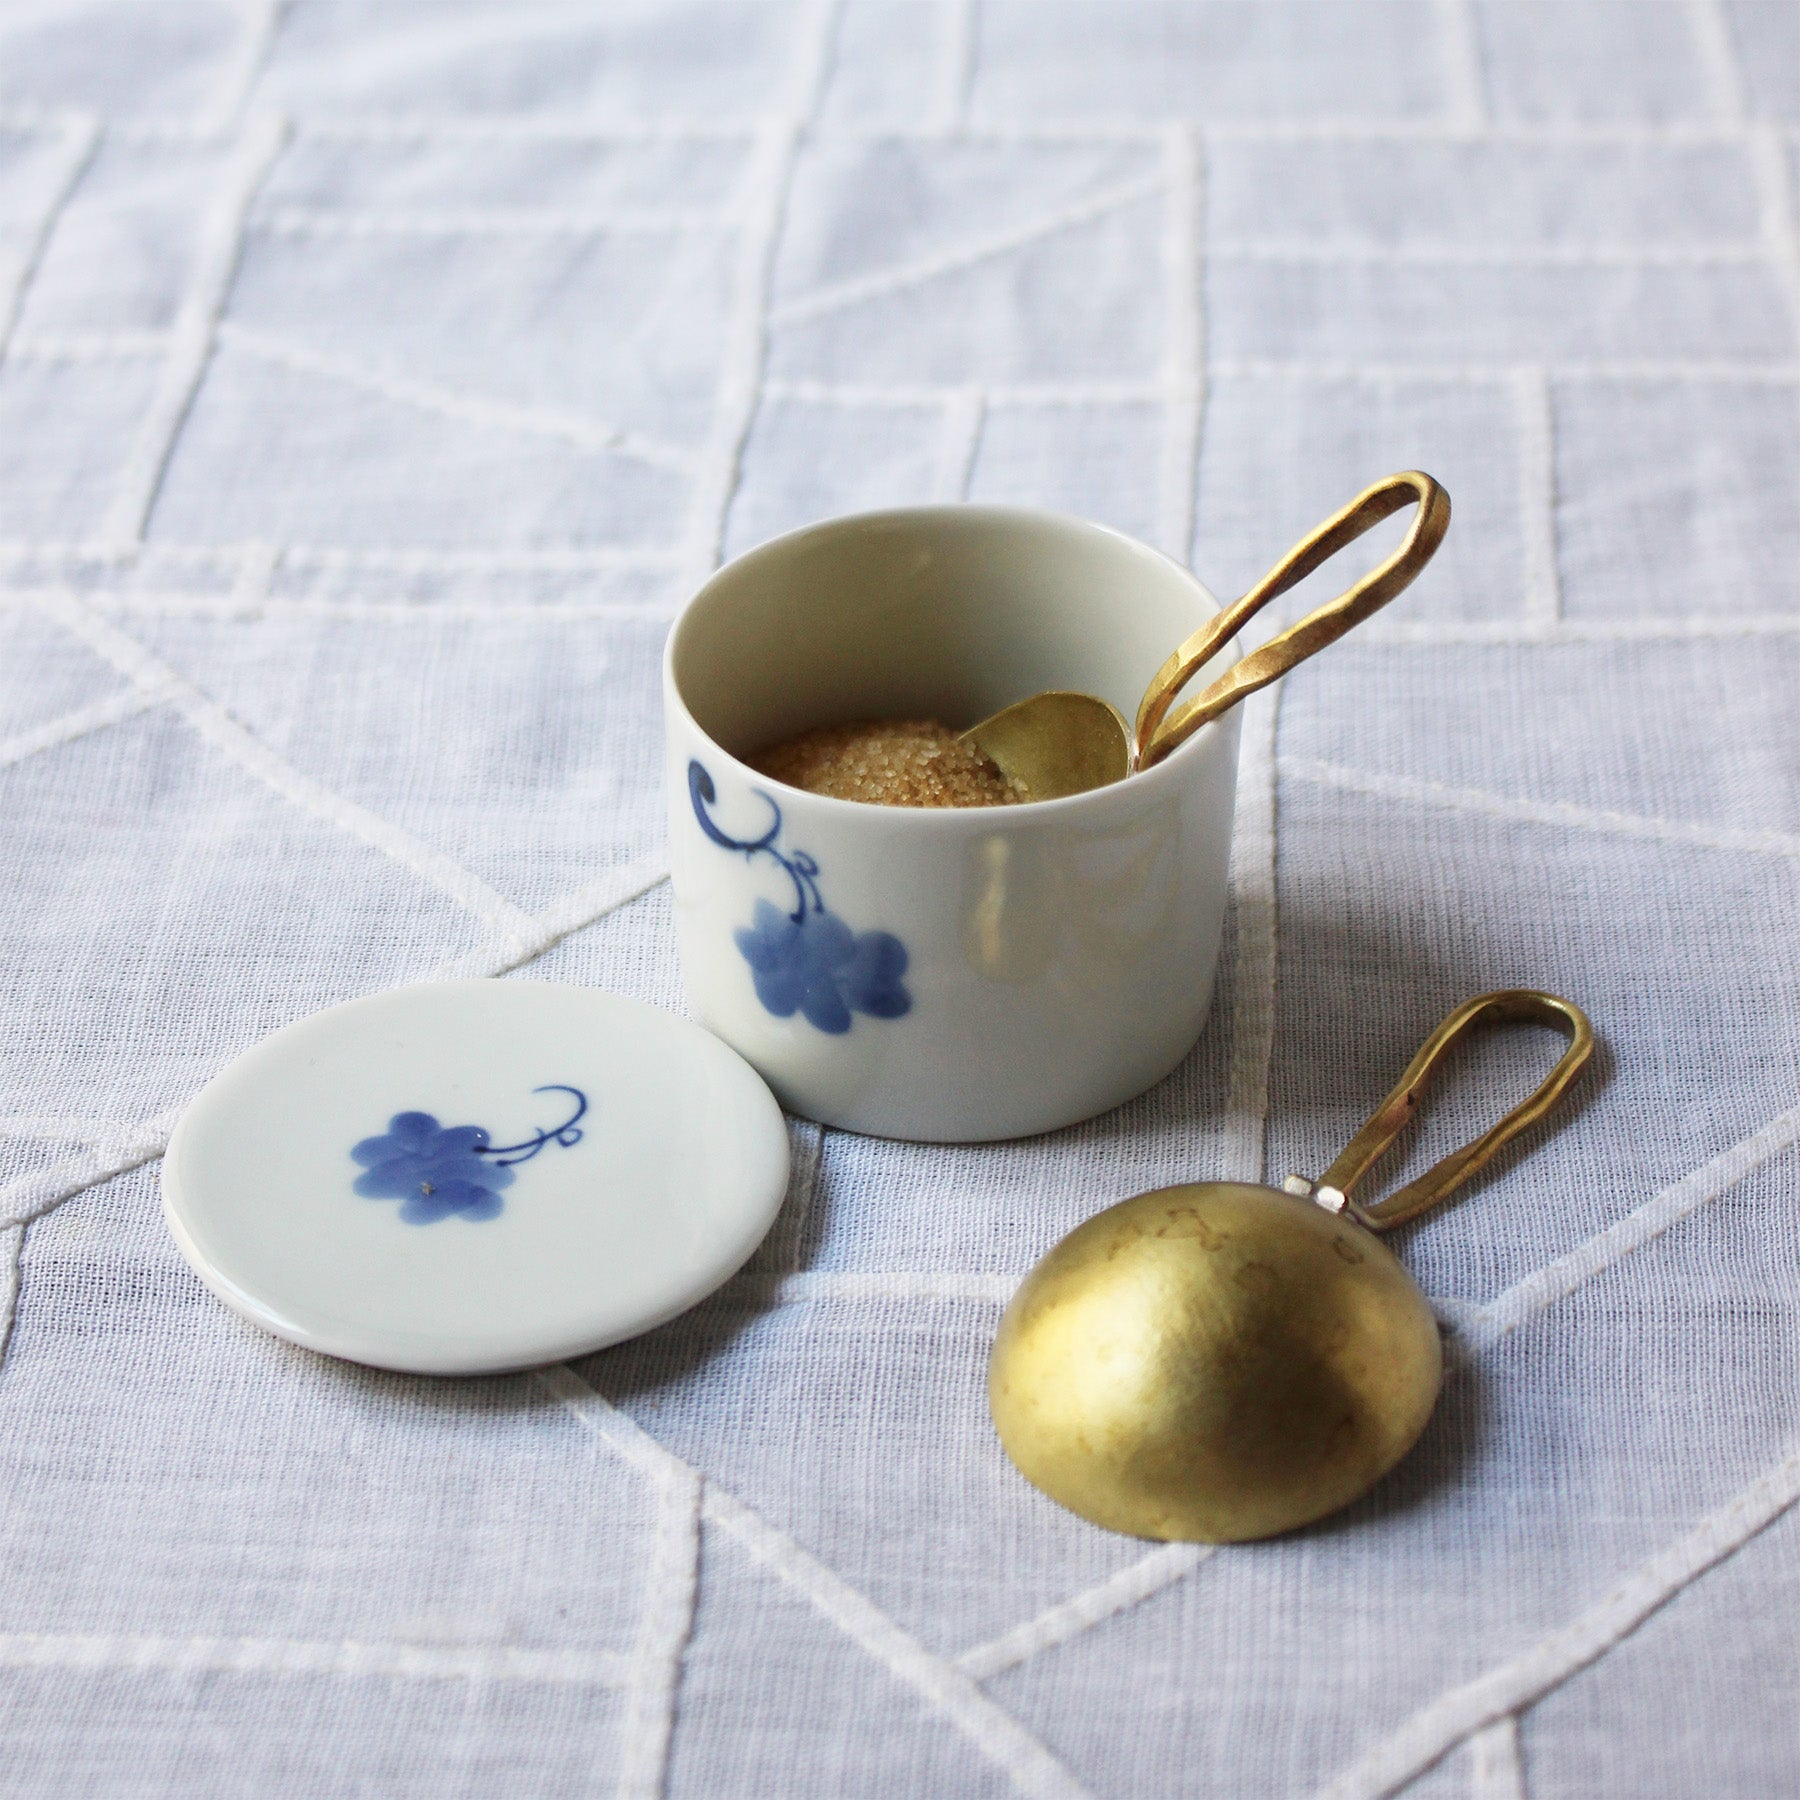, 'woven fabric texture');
2,2,1798,1796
